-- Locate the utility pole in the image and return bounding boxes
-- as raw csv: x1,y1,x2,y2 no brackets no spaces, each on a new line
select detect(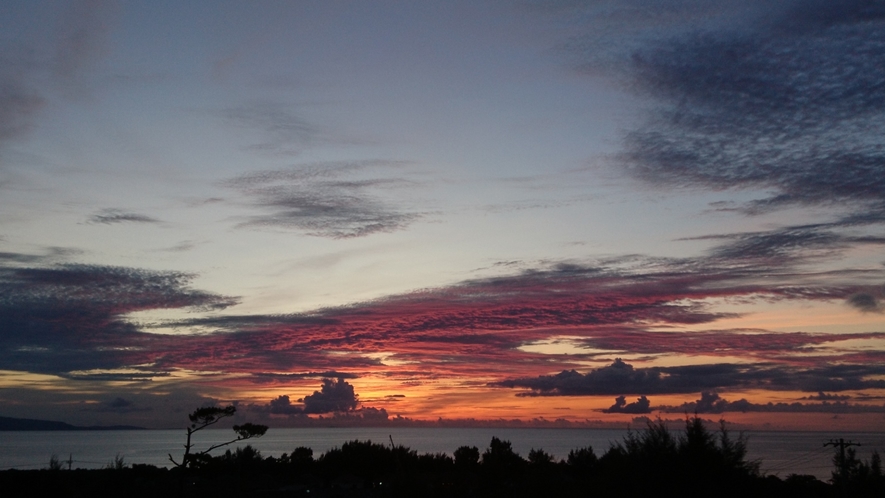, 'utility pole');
825,438,861,494
67,453,73,471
